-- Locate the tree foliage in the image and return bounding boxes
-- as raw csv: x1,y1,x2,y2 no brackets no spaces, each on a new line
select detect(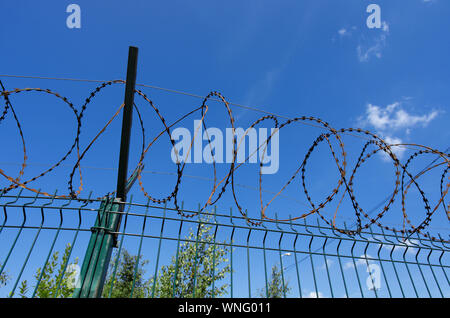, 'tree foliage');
259,265,291,298
18,280,29,298
150,217,231,298
102,249,149,298
7,217,231,298
103,216,231,298
0,264,10,288
20,243,78,298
